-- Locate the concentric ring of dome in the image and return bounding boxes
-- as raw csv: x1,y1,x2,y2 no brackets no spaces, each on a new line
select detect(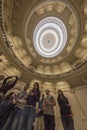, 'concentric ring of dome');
33,17,67,58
